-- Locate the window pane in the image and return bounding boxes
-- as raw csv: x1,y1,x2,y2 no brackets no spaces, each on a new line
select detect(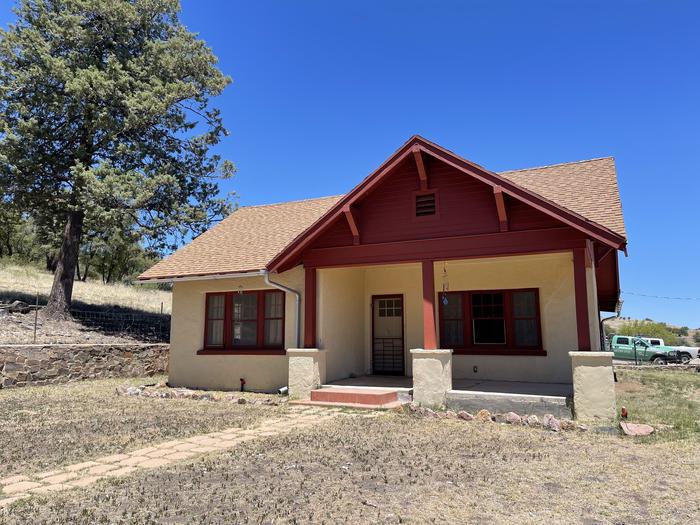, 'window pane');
515,319,538,346
207,294,225,319
233,293,257,320
473,319,506,344
443,319,464,346
441,293,462,319
265,292,283,318
233,321,257,346
264,319,283,346
512,291,536,318
207,320,223,346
